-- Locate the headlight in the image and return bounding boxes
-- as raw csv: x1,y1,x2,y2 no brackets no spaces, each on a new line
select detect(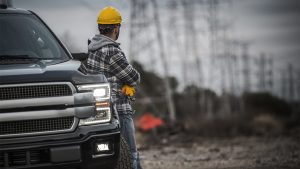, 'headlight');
77,83,111,125
79,107,111,125
77,84,110,101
